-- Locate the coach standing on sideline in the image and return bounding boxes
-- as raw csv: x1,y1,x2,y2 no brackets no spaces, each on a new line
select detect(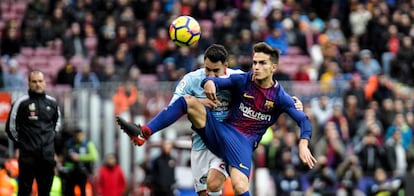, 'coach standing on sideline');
6,70,62,196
